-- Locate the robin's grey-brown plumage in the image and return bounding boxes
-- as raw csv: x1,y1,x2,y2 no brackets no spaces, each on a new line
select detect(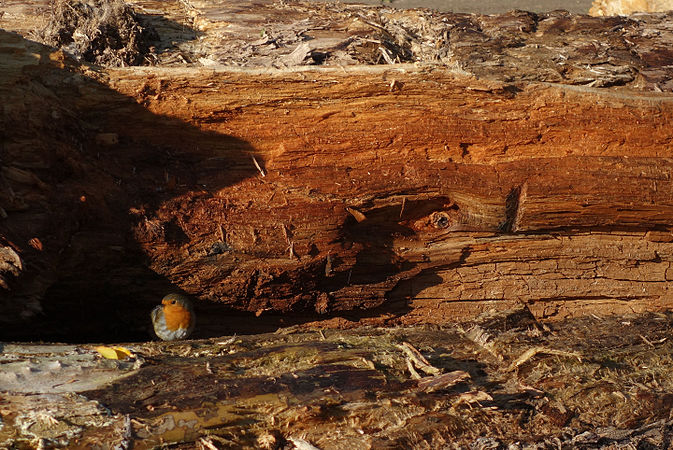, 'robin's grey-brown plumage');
151,293,195,341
